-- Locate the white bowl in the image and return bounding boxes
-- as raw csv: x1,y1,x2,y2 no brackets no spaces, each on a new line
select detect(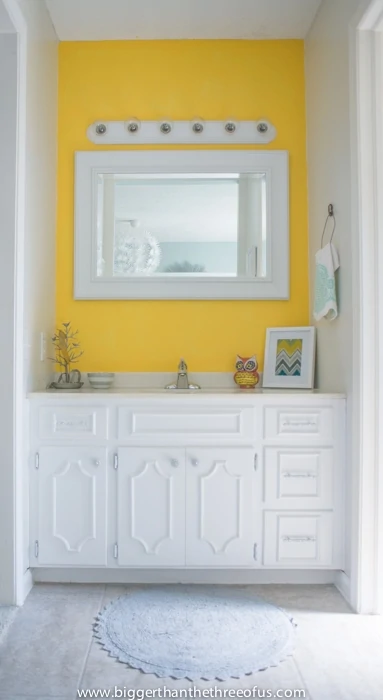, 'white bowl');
87,373,115,389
